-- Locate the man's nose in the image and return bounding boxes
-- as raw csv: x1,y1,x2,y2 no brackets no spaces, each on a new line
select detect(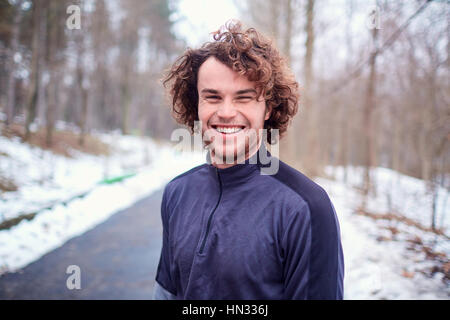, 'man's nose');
216,99,237,118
